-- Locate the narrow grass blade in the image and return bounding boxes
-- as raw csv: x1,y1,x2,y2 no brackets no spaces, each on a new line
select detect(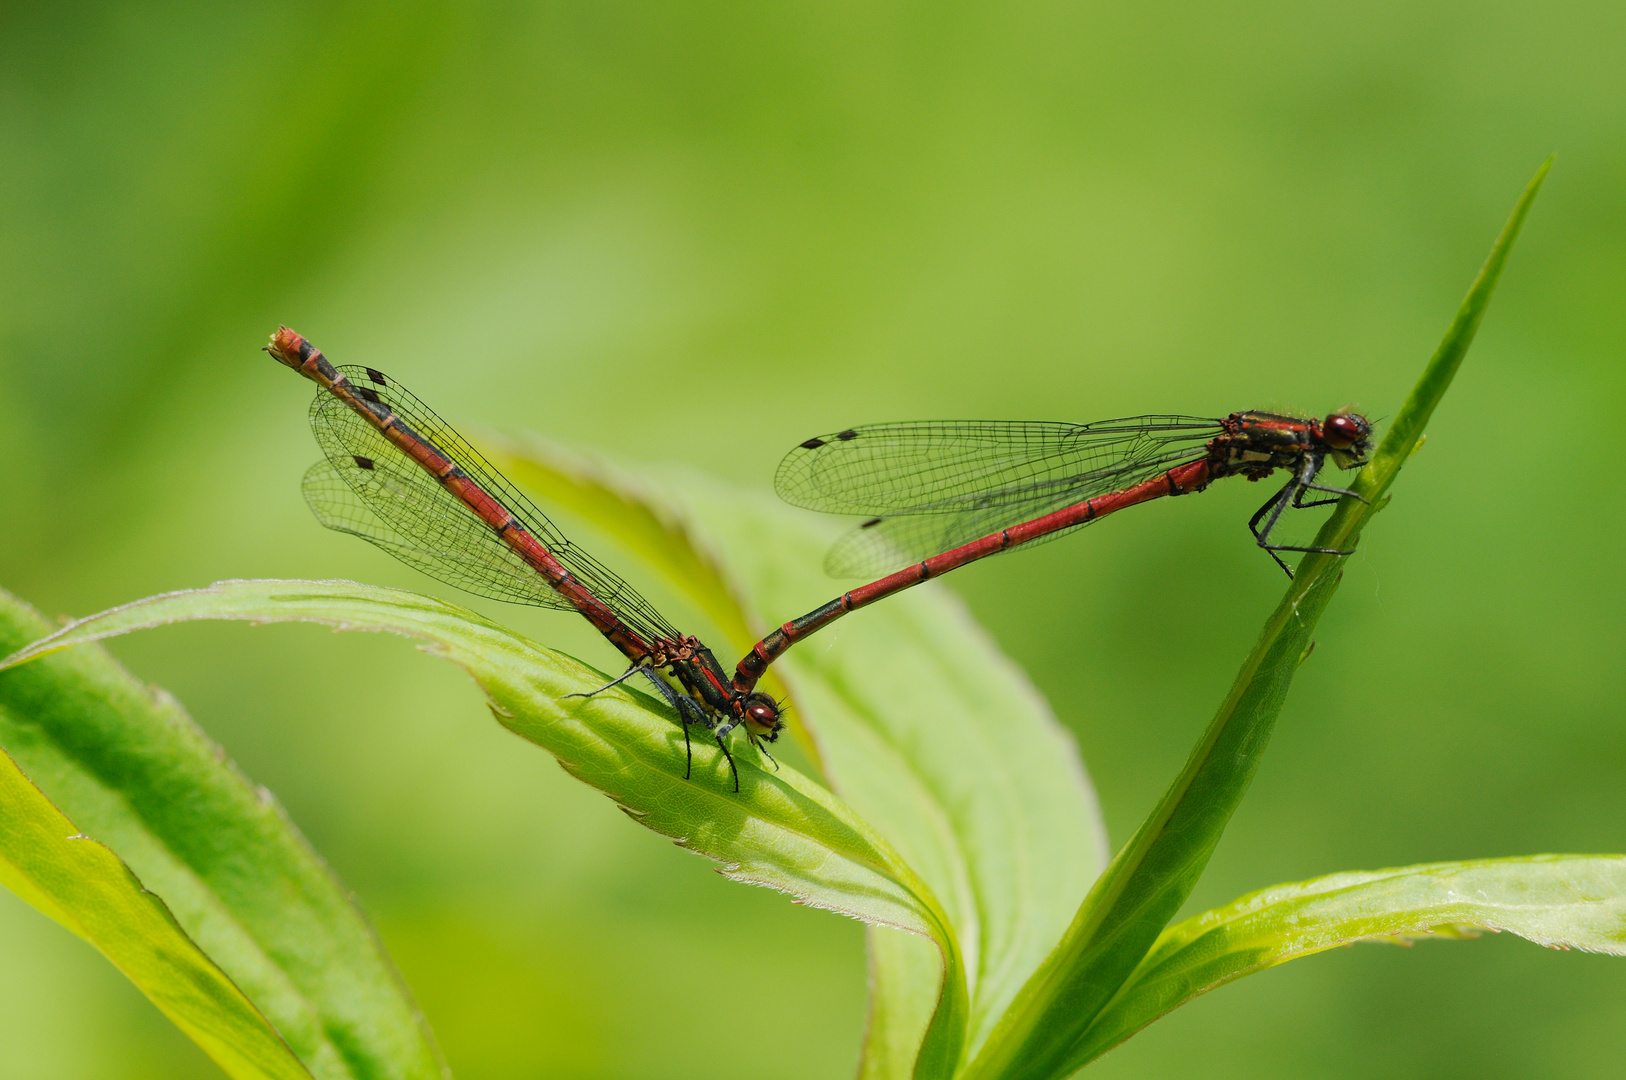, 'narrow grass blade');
0,588,446,1080
961,159,1551,1080
0,743,312,1080
0,578,968,1076
1078,854,1626,1059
